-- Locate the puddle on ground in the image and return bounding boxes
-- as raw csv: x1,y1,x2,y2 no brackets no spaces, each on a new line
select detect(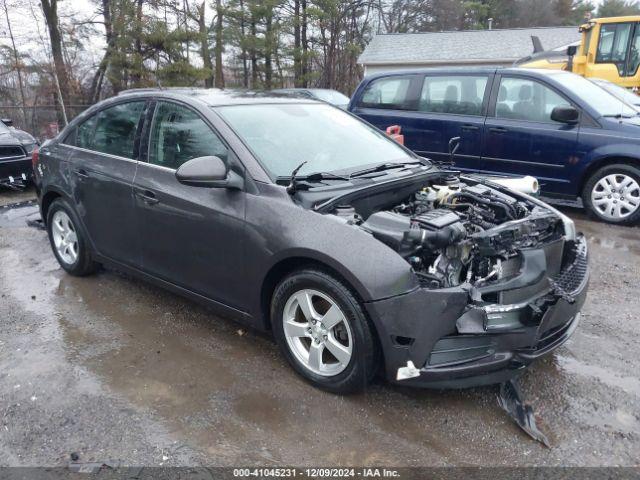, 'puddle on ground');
2,204,640,465
556,355,640,396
